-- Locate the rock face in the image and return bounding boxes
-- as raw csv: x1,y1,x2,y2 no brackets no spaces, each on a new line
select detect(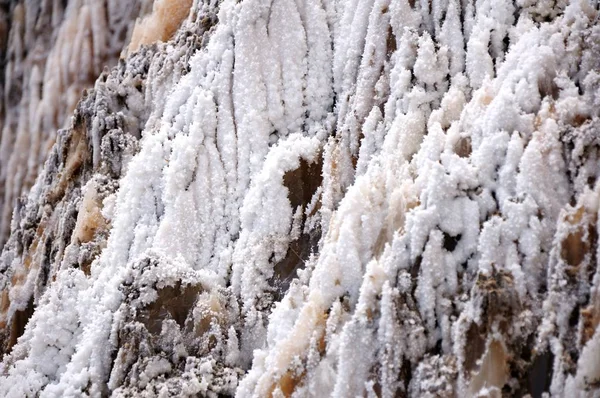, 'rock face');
0,0,154,248
1,0,600,396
